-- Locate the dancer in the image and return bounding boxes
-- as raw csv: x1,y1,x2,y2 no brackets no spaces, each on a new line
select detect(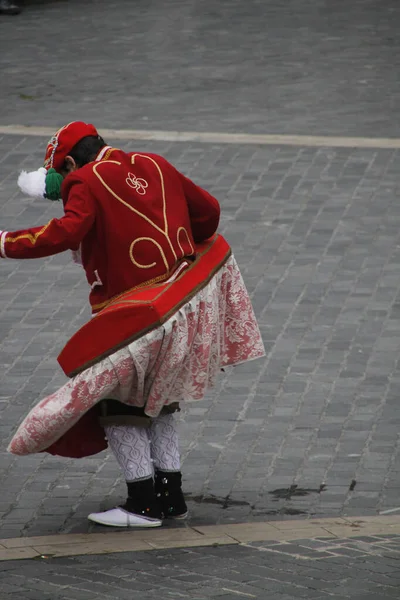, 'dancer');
5,122,265,527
